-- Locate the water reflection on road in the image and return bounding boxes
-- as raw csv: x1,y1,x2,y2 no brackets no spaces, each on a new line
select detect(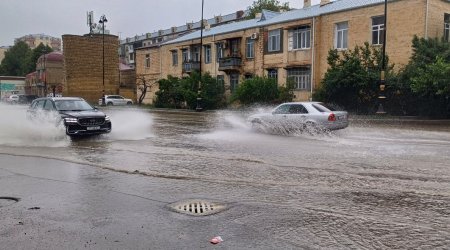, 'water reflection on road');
1,105,450,248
